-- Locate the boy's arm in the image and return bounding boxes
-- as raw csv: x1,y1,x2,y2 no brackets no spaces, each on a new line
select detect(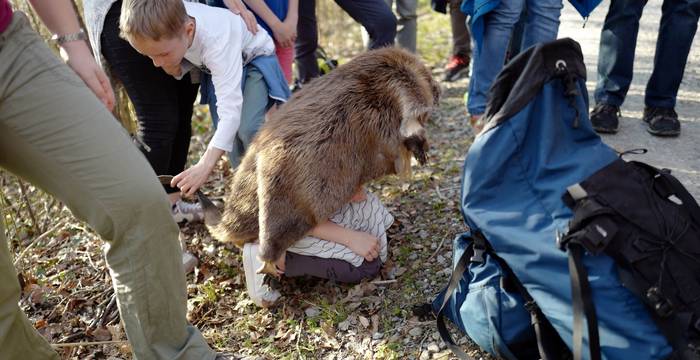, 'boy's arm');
171,24,245,196
27,0,115,110
242,0,297,48
310,221,380,262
